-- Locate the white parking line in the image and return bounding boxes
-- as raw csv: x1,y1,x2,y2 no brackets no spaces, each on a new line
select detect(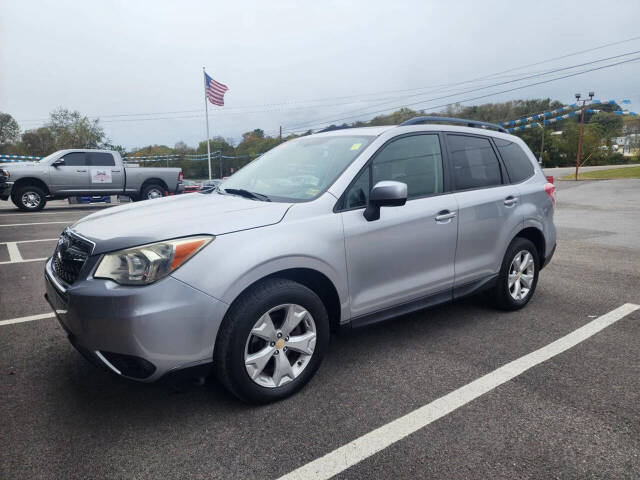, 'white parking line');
0,221,71,227
277,303,640,480
0,312,55,327
6,242,23,262
0,238,58,245
0,211,89,217
0,257,47,265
